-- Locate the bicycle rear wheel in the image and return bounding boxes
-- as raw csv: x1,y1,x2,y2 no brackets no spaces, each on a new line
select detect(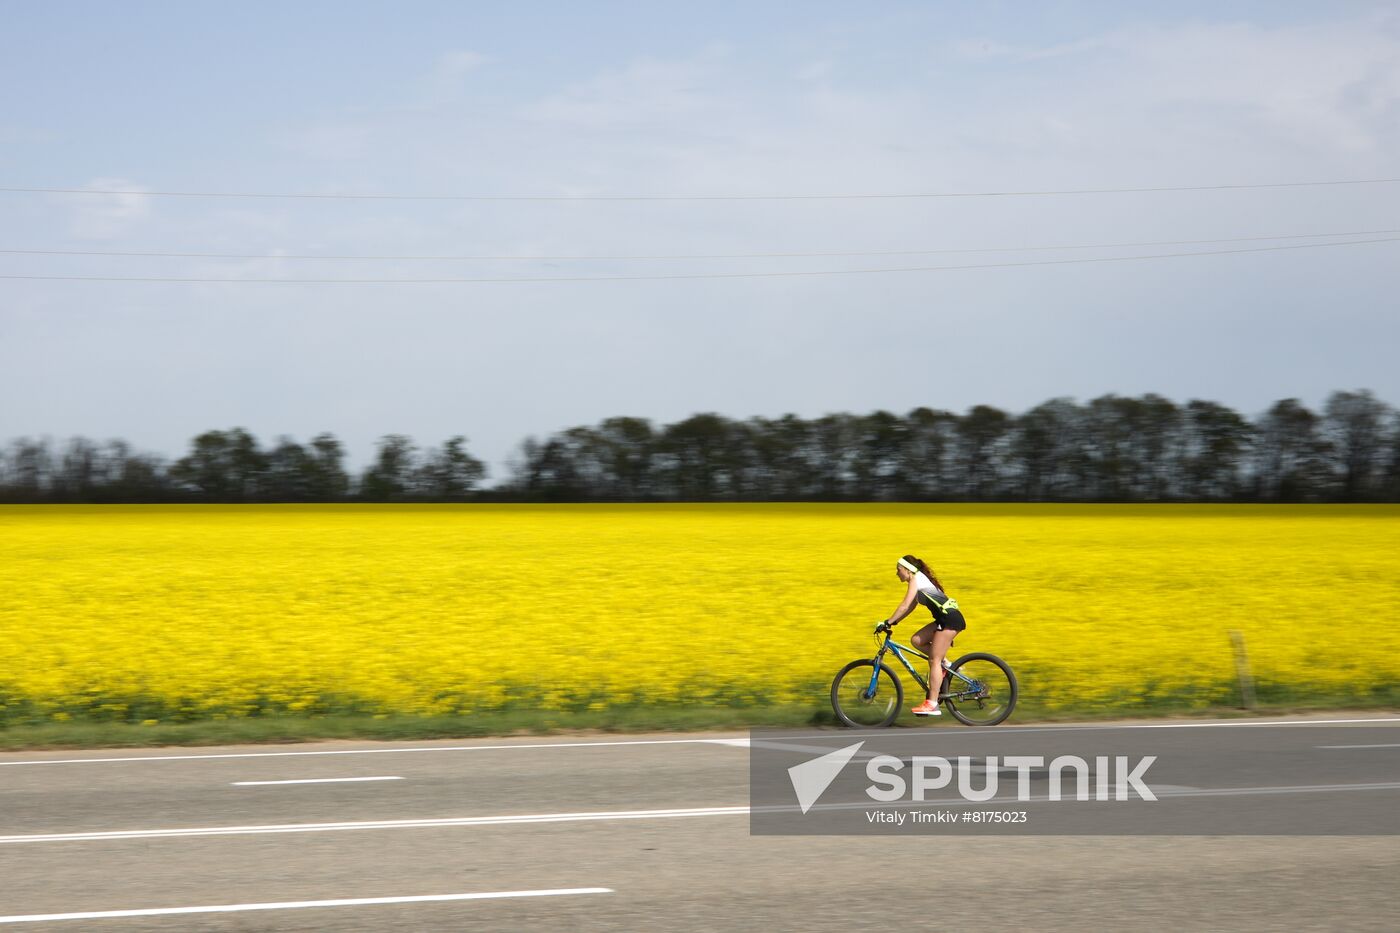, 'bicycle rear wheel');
943,653,1017,726
830,660,903,728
